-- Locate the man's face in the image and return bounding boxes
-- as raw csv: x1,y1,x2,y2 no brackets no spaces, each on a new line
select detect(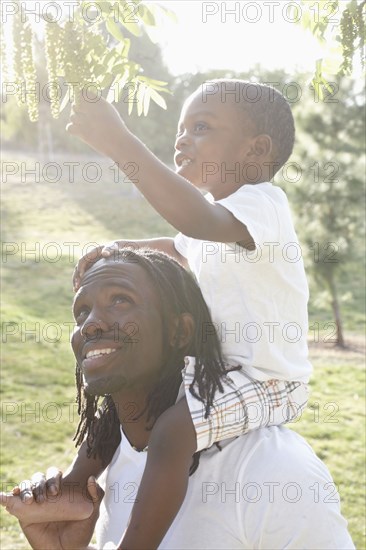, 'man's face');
174,86,256,198
71,259,165,397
